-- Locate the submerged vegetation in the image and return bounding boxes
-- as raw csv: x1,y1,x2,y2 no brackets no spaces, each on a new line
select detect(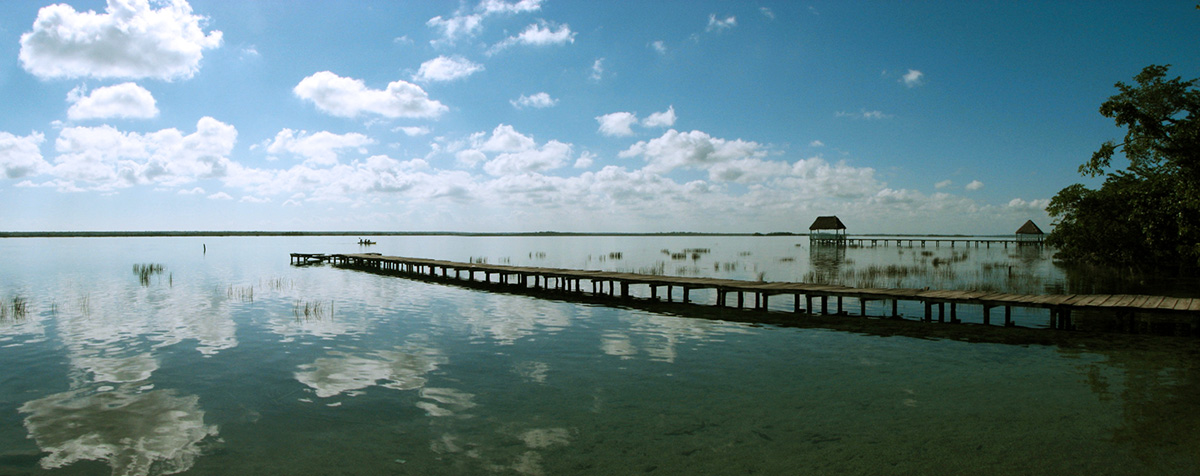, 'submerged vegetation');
294,299,333,320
